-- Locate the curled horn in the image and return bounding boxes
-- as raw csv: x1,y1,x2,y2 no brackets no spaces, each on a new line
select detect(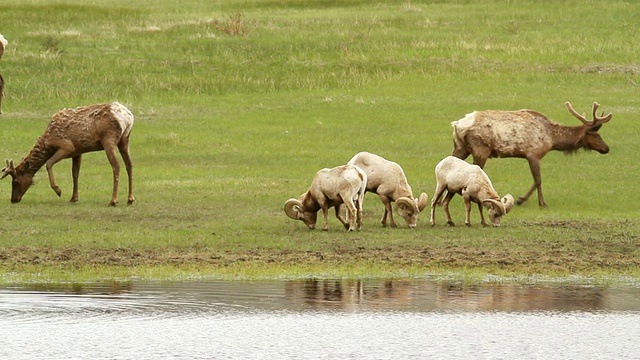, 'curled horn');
416,192,429,212
502,194,515,214
482,198,506,216
284,198,303,220
395,197,418,213
1,159,14,180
